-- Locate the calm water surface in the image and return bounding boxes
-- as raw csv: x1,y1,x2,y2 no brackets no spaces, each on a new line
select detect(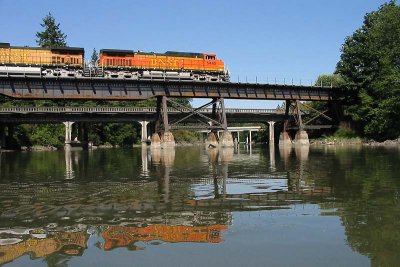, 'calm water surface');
0,145,399,267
